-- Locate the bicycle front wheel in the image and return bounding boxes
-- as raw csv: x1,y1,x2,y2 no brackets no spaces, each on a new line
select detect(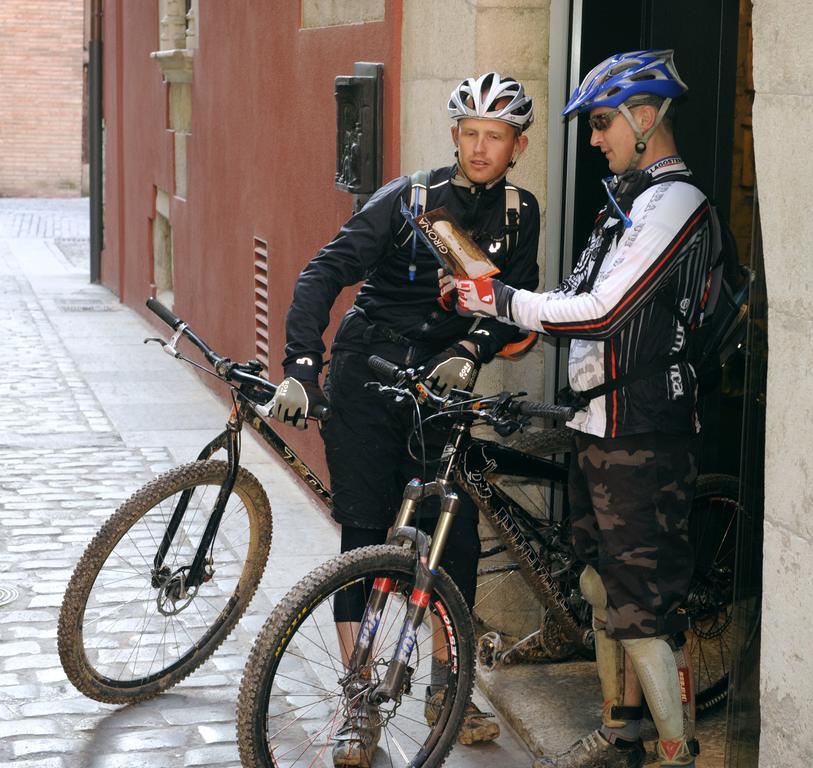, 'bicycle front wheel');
58,460,272,704
237,545,475,768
